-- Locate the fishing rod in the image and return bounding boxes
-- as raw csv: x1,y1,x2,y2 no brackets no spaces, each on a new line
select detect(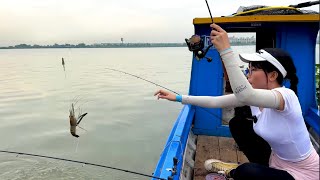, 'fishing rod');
105,67,222,120
0,150,166,180
205,0,214,23
105,67,180,95
289,0,320,8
